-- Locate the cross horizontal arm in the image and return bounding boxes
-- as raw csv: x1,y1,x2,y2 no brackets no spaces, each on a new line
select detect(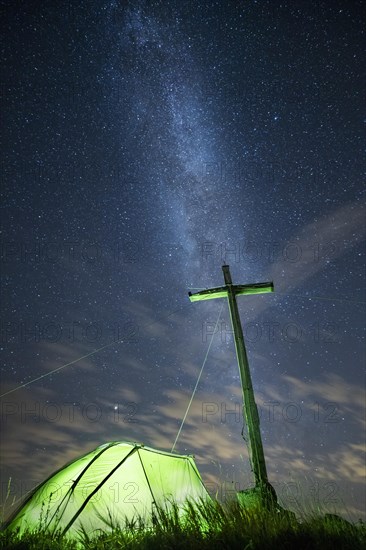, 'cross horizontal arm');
235,282,274,296
188,286,228,302
188,282,274,302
